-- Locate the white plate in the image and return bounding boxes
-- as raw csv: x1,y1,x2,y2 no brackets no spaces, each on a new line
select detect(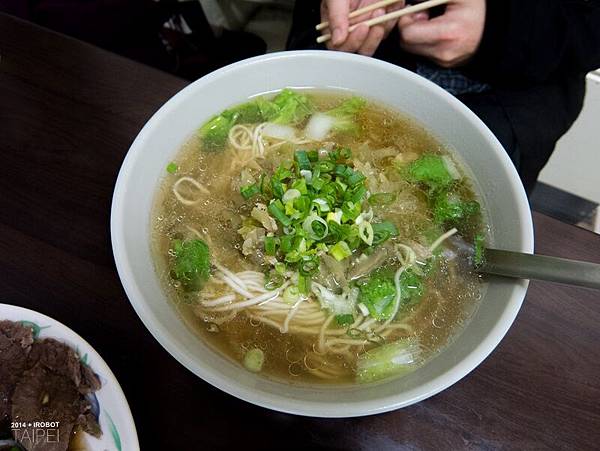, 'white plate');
0,303,140,451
